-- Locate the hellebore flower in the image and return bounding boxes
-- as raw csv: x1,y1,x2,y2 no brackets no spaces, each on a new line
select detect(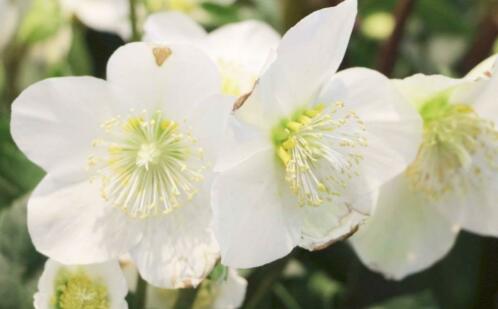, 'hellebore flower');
61,0,237,40
34,259,128,309
11,42,232,288
211,0,422,268
122,256,247,309
61,0,132,39
351,59,498,279
144,11,280,96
